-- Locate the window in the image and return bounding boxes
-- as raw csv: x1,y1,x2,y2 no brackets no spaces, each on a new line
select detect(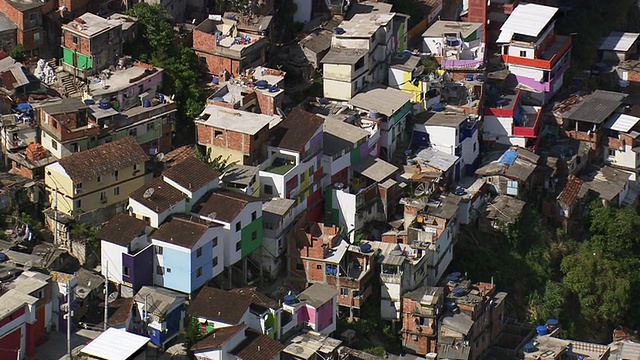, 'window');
129,128,138,137
236,241,241,251
100,191,107,201
123,266,130,276
72,35,78,45
213,237,218,247
51,139,58,150
36,290,43,299
519,50,527,57
155,245,163,255
71,143,79,152
264,184,273,195
196,267,202,277
97,175,103,183
29,13,36,22
251,231,257,240
112,170,118,180
213,257,218,267
199,56,206,64
340,288,349,296
296,263,304,271
15,163,21,170
196,246,203,257
113,186,120,196
236,221,241,232
167,268,171,273
251,211,257,221
609,148,616,156
75,199,81,208
133,163,140,172
34,32,40,42
214,130,223,138
317,264,322,270
156,266,164,275
147,122,154,132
